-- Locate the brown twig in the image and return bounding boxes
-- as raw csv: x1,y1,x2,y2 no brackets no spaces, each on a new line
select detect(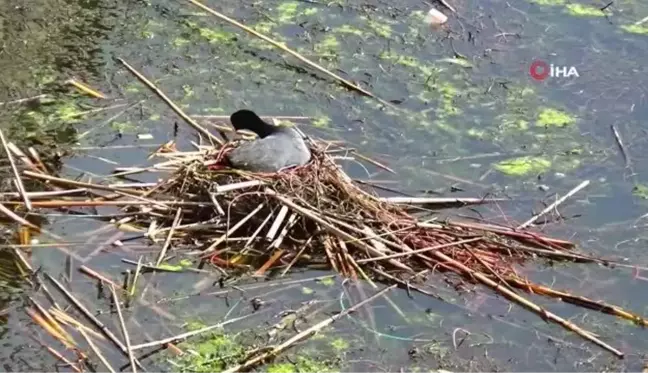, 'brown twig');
45,274,147,370
0,130,32,210
155,208,183,266
78,327,116,373
430,250,624,357
110,285,138,373
117,58,224,144
186,0,396,109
